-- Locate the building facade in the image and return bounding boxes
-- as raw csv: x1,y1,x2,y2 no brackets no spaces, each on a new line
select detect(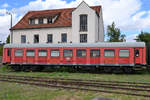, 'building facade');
10,1,104,44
